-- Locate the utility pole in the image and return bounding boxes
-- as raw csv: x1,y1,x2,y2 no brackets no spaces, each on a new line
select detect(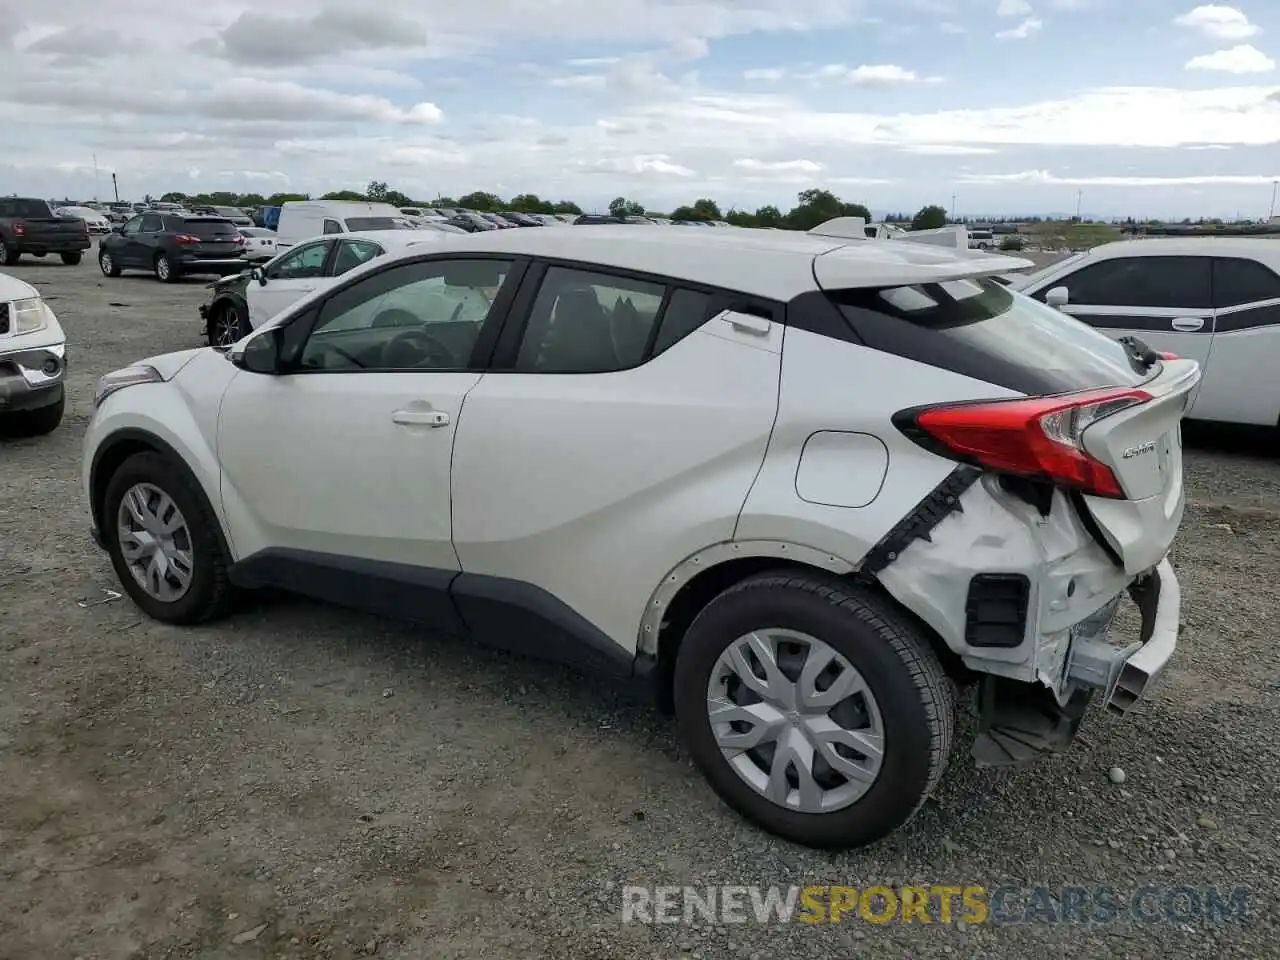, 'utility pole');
1075,188,1083,220
92,153,99,201
112,172,119,202
1269,180,1277,220
951,192,956,218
